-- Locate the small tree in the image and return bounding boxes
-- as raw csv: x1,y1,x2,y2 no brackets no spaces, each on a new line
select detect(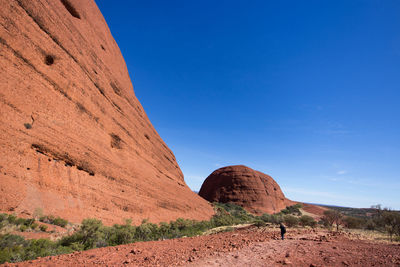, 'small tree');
322,210,343,231
381,210,400,242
